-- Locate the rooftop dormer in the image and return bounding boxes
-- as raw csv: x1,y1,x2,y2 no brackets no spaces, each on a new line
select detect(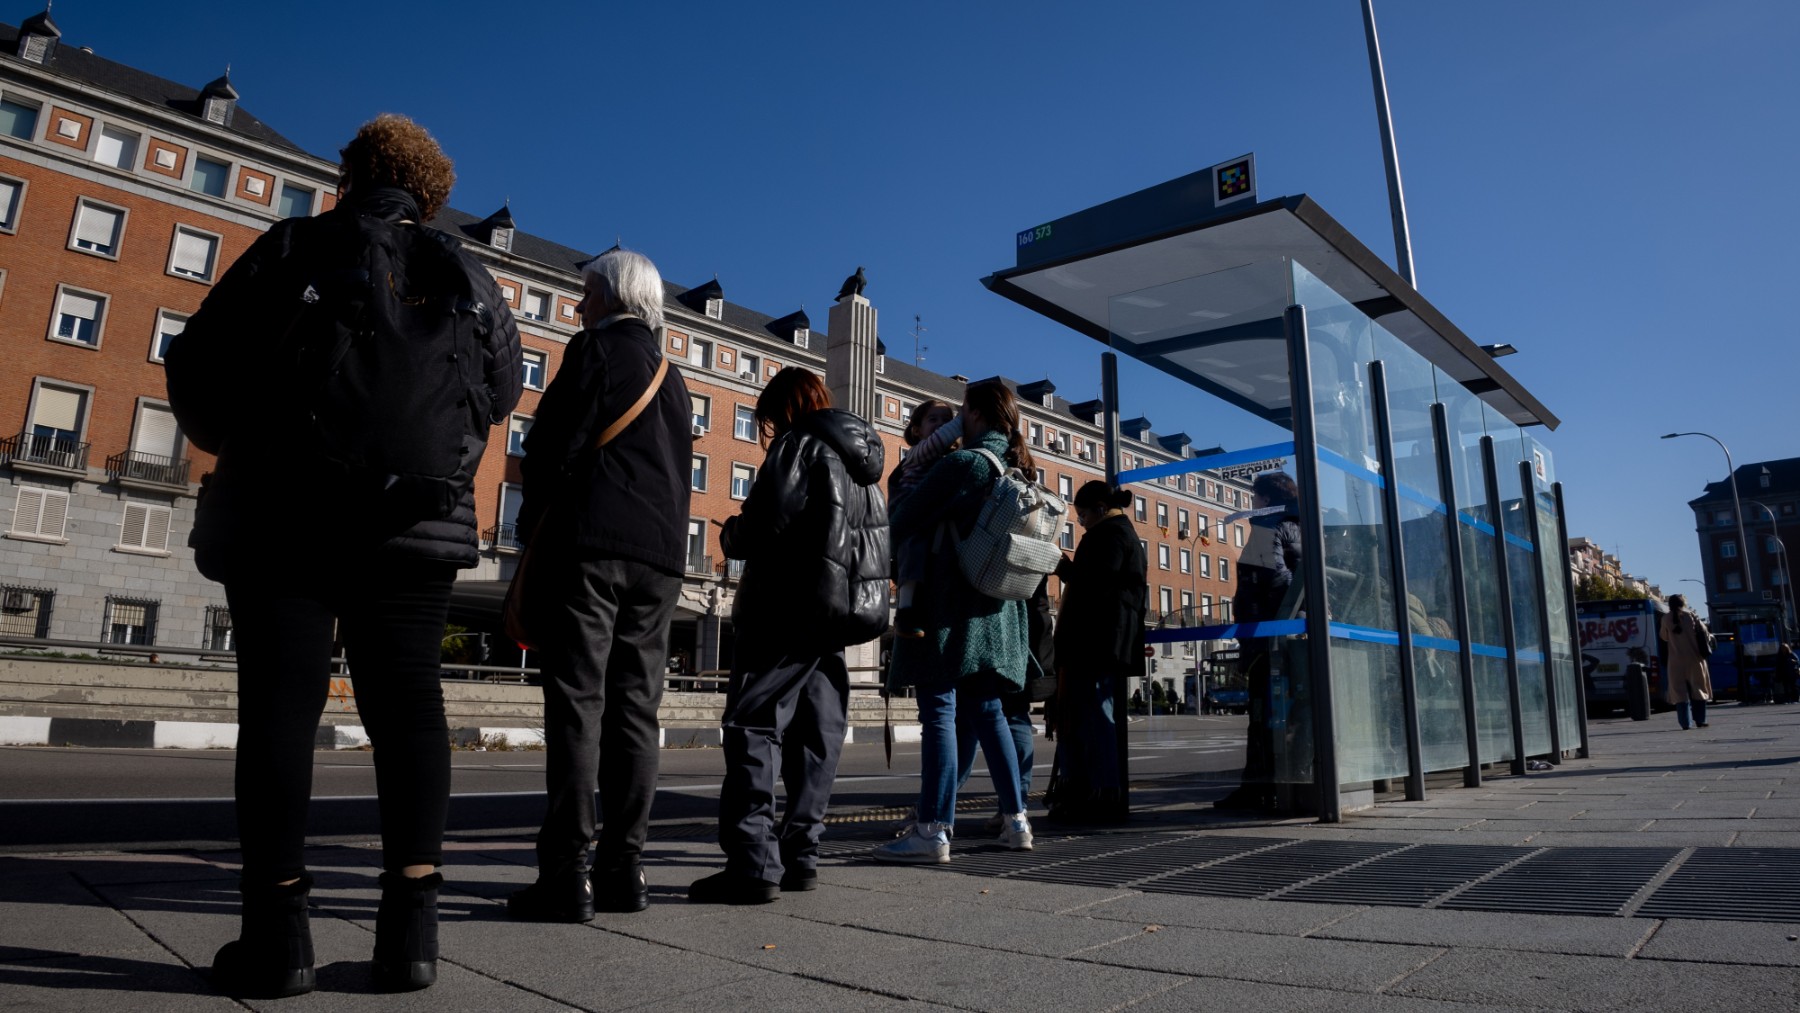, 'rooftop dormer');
16,7,58,64
1121,416,1154,442
1067,399,1105,425
1016,379,1057,408
478,204,516,253
199,72,238,127
1158,432,1192,456
681,278,724,321
767,309,811,348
